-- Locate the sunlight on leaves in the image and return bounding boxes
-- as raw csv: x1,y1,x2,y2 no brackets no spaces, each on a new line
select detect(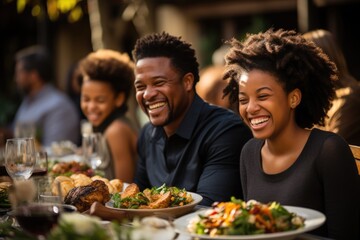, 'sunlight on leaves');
57,0,77,13
14,0,85,23
68,5,83,23
16,0,27,13
31,4,41,17
47,0,59,21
